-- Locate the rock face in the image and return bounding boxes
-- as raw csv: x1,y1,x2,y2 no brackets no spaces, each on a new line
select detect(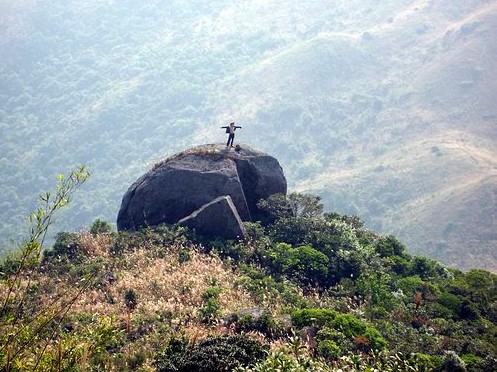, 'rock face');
117,144,287,238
